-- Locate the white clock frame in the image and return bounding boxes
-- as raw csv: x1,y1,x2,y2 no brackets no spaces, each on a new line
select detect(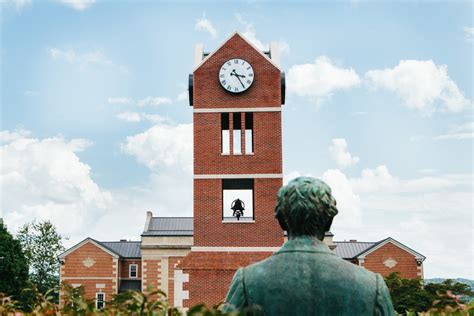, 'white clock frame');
218,58,254,93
